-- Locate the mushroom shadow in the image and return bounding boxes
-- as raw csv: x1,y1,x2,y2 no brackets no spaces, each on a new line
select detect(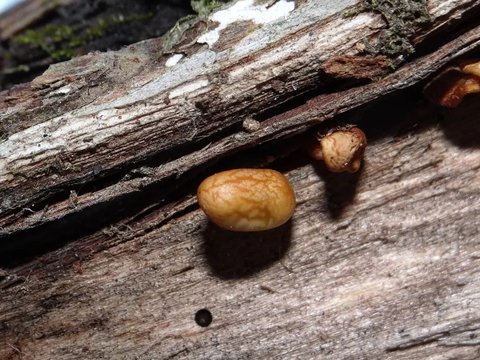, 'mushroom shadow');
312,162,363,219
203,220,292,280
438,97,480,149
